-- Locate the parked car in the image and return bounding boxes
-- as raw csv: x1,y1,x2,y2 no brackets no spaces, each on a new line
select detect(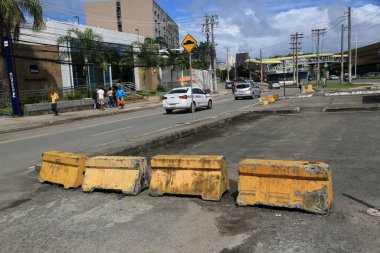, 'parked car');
162,87,212,114
329,75,338,80
344,74,357,81
234,82,261,100
225,80,234,89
